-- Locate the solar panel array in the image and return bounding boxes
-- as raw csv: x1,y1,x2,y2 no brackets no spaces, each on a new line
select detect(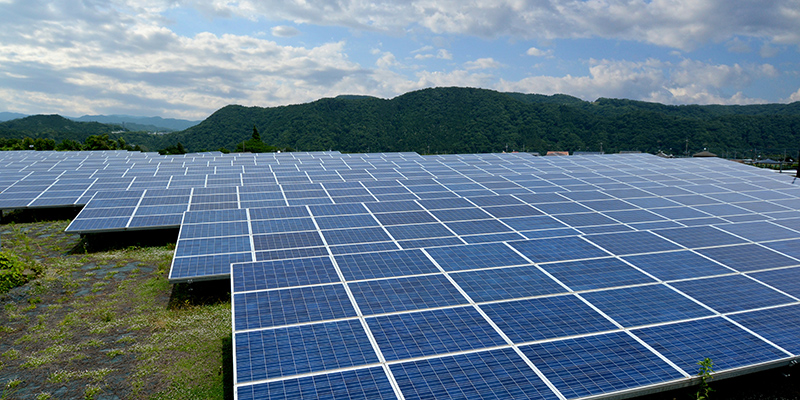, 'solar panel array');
4,150,800,399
